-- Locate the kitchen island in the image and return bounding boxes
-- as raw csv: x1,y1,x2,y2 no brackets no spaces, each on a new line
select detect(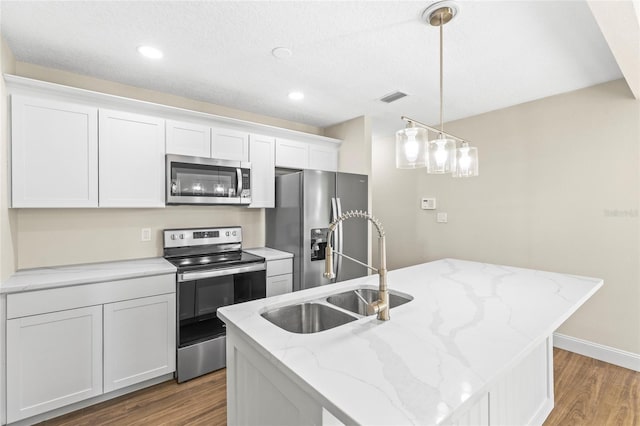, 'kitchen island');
218,258,602,425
